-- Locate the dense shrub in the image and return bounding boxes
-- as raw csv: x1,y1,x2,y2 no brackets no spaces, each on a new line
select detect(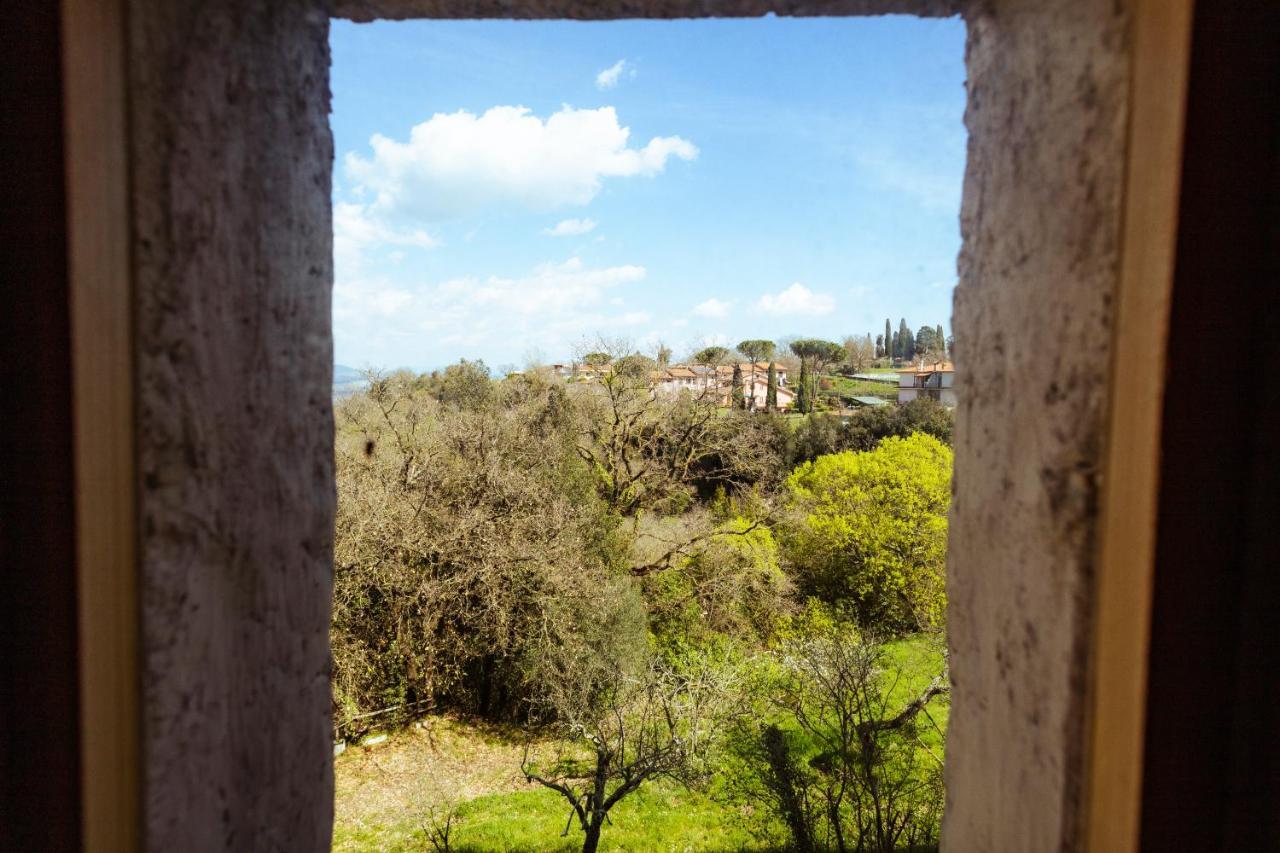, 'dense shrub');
786,399,954,467
781,434,952,632
332,370,640,728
